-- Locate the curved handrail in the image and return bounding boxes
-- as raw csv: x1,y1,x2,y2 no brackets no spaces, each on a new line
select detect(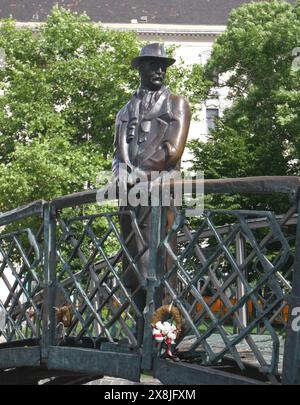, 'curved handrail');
50,176,300,209
0,176,299,226
0,200,46,227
